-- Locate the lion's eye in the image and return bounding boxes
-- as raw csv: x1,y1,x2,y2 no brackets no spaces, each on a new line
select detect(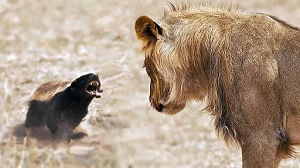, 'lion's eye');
143,64,146,68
